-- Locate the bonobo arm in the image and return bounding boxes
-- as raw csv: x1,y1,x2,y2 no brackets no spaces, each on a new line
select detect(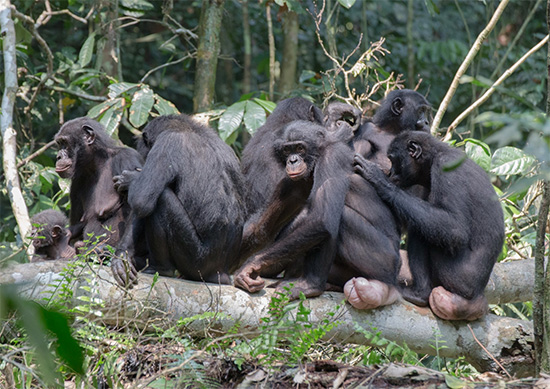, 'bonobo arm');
113,169,141,194
112,216,143,287
127,134,178,218
353,154,469,250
